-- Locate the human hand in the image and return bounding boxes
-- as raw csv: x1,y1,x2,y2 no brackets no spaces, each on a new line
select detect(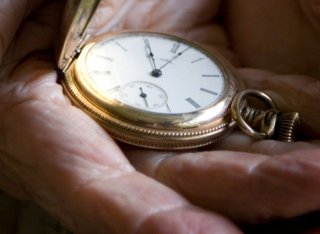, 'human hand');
125,0,320,228
0,0,243,233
